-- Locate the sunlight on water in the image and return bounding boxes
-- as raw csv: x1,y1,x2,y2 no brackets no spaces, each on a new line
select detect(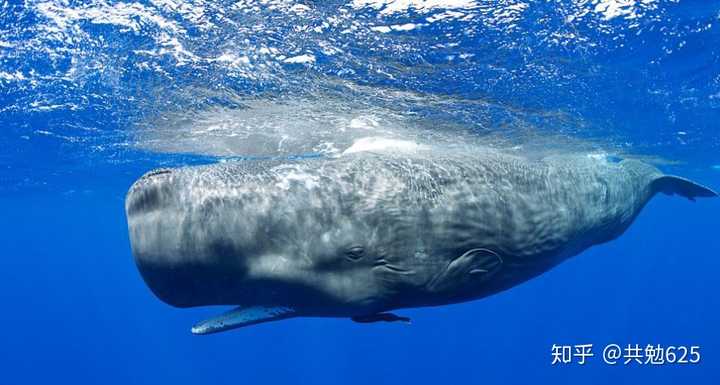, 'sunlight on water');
1,0,719,192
